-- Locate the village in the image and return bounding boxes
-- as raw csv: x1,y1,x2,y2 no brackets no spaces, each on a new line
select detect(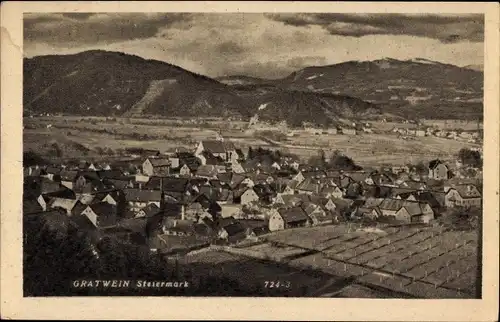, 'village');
23,131,483,257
